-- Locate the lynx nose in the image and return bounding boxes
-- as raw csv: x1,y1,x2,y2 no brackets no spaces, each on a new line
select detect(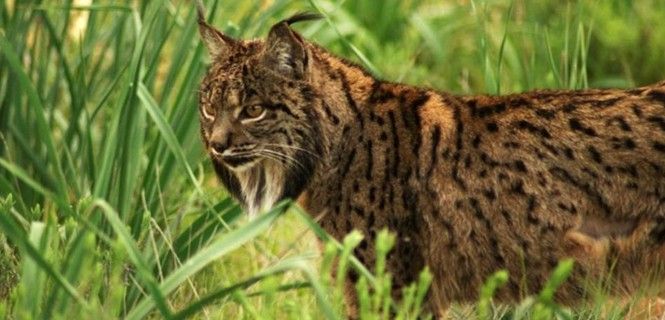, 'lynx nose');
209,129,231,156
211,141,227,156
